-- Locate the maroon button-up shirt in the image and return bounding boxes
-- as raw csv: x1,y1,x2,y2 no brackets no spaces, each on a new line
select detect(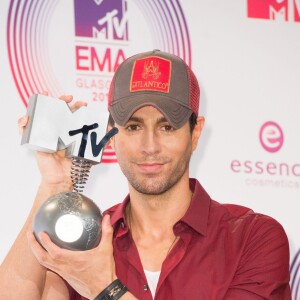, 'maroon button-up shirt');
68,179,291,299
